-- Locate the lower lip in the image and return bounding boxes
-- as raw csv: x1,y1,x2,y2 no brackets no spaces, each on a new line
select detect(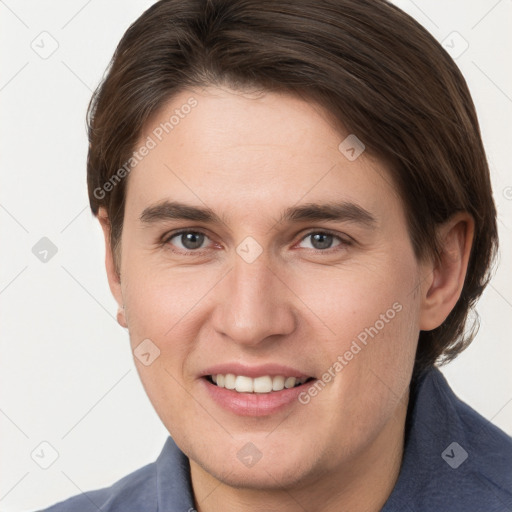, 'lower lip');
201,377,315,417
